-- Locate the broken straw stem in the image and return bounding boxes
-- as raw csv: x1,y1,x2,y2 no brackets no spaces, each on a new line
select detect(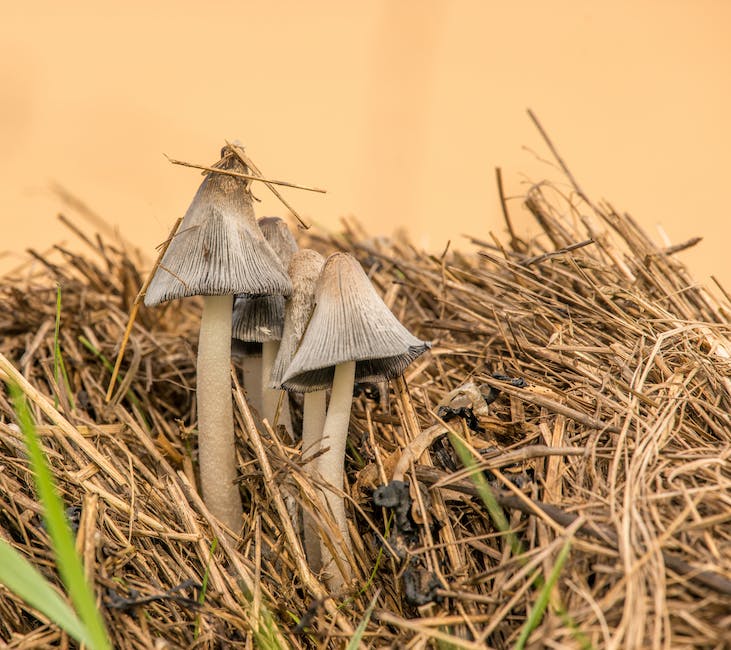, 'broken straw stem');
164,156,326,194
226,143,311,230
105,217,182,402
